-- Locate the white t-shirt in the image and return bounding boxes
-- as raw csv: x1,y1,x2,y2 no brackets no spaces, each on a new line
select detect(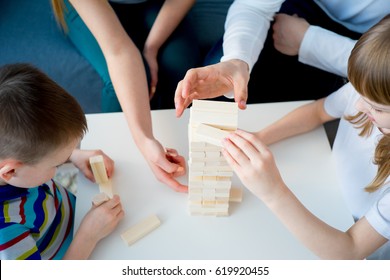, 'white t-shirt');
324,82,390,259
222,0,390,76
